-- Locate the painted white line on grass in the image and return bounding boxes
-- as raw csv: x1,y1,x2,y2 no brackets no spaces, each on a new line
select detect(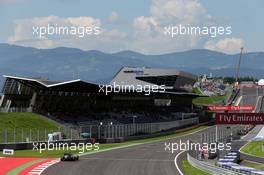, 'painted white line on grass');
174,151,185,175
239,144,264,159
243,159,264,165
238,141,250,152
239,137,264,159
